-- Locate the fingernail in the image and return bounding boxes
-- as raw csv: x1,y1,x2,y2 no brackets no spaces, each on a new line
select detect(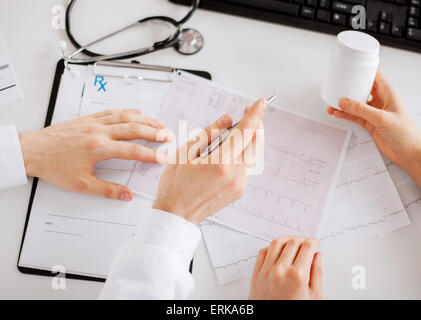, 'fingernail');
218,114,231,127
119,192,132,201
327,107,334,115
156,129,175,142
157,151,168,164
